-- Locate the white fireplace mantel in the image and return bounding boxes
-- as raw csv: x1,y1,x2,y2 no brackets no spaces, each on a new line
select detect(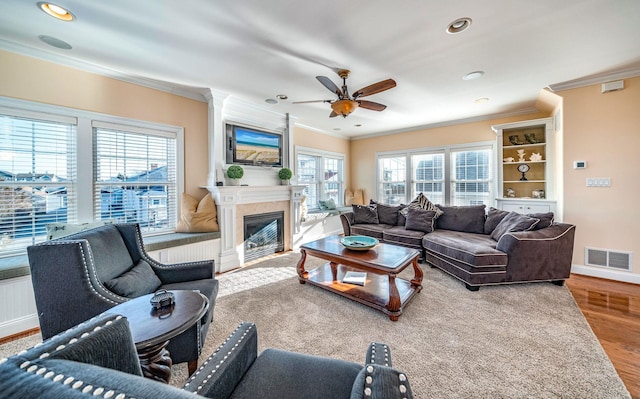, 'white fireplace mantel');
206,185,305,272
